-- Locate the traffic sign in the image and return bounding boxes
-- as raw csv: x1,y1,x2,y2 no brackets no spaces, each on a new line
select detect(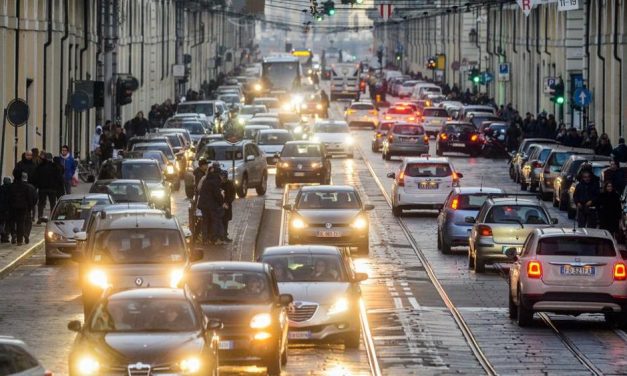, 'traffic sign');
70,90,90,112
6,99,29,127
482,72,494,84
543,77,557,94
517,0,536,16
573,88,592,107
498,63,510,81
